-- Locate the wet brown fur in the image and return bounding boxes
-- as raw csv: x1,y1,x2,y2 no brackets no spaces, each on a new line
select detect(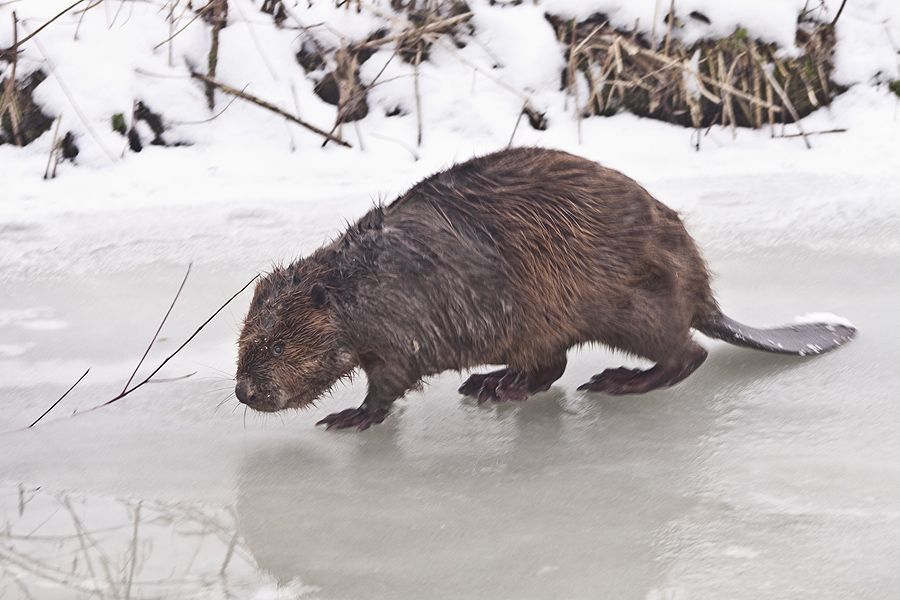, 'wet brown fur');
235,147,854,429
